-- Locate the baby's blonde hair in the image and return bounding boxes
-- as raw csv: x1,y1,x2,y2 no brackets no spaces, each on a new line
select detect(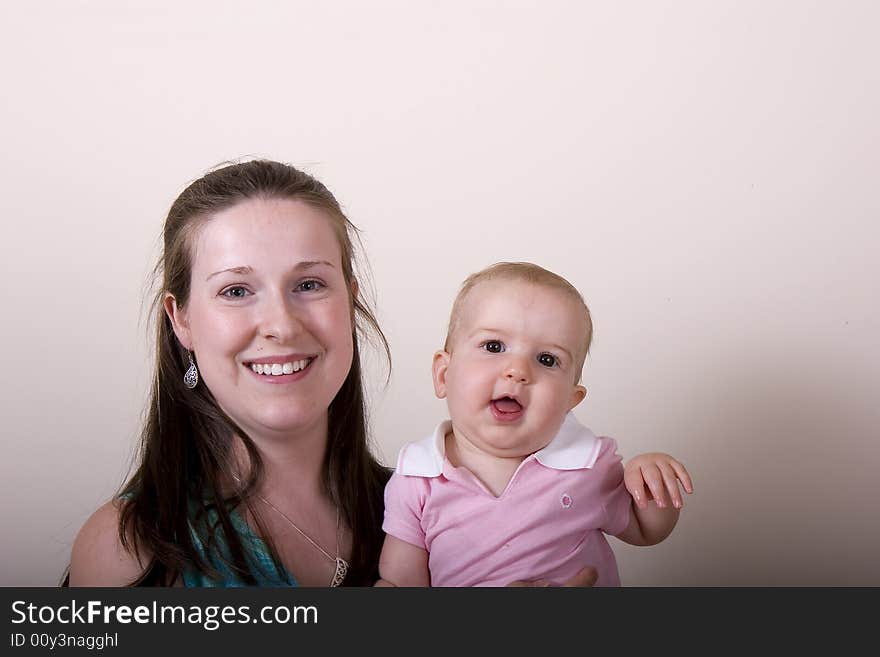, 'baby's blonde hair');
443,262,593,378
